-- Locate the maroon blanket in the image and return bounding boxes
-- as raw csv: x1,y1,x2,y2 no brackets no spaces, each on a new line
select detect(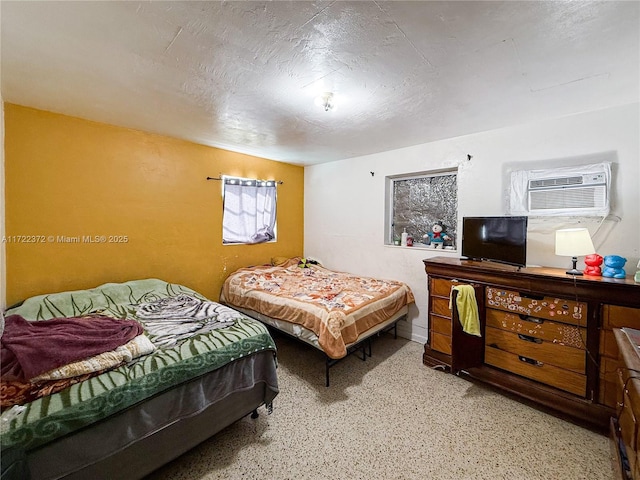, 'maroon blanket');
1,314,143,381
